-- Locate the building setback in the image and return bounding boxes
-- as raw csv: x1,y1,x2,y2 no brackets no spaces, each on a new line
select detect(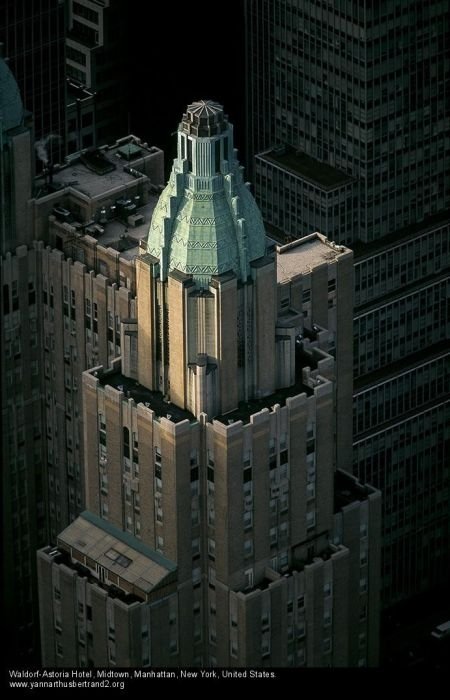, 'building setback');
38,101,381,667
245,0,450,606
